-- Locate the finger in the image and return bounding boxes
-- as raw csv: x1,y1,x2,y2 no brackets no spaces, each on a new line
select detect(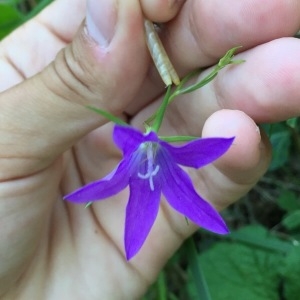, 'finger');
0,0,147,181
200,110,271,210
170,37,300,127
0,0,86,90
211,37,300,123
140,0,185,22
36,0,86,42
126,0,300,114
0,0,184,89
164,0,300,71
